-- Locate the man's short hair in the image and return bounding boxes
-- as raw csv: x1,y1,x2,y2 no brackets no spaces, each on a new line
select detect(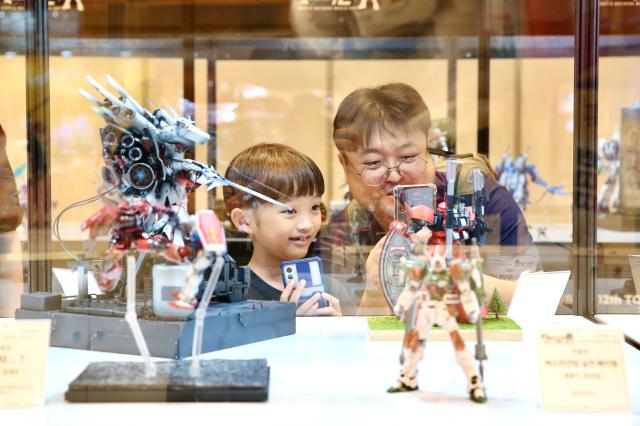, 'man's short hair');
223,143,325,211
333,83,432,152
